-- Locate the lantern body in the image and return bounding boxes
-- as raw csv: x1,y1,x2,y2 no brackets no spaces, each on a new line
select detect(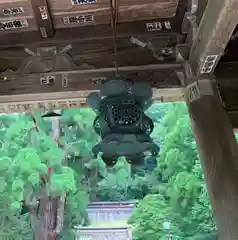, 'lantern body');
87,79,159,166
